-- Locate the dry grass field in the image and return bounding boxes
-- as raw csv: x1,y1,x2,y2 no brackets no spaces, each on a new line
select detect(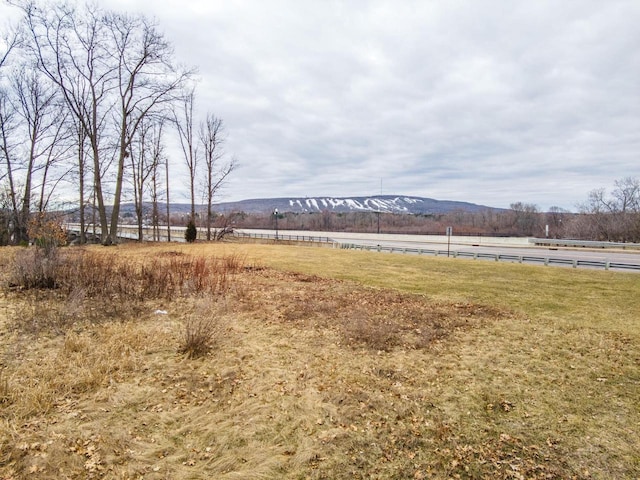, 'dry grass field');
0,241,639,479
